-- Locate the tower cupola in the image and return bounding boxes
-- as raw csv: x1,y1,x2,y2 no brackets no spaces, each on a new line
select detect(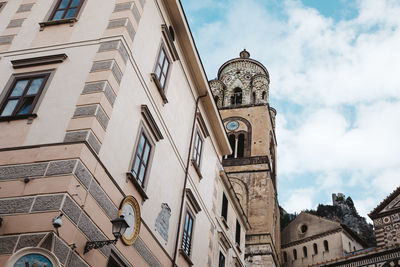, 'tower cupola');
210,50,270,108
